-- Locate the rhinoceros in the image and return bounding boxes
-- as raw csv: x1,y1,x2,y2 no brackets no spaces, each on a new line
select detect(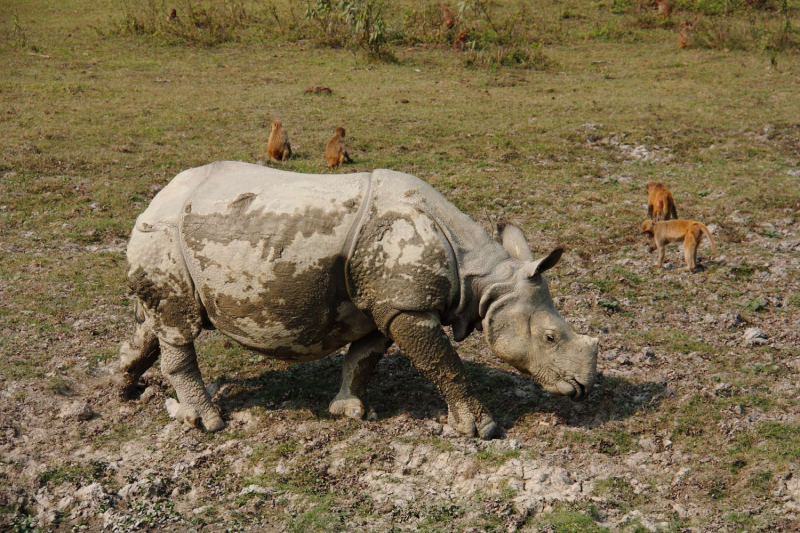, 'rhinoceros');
119,161,598,438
